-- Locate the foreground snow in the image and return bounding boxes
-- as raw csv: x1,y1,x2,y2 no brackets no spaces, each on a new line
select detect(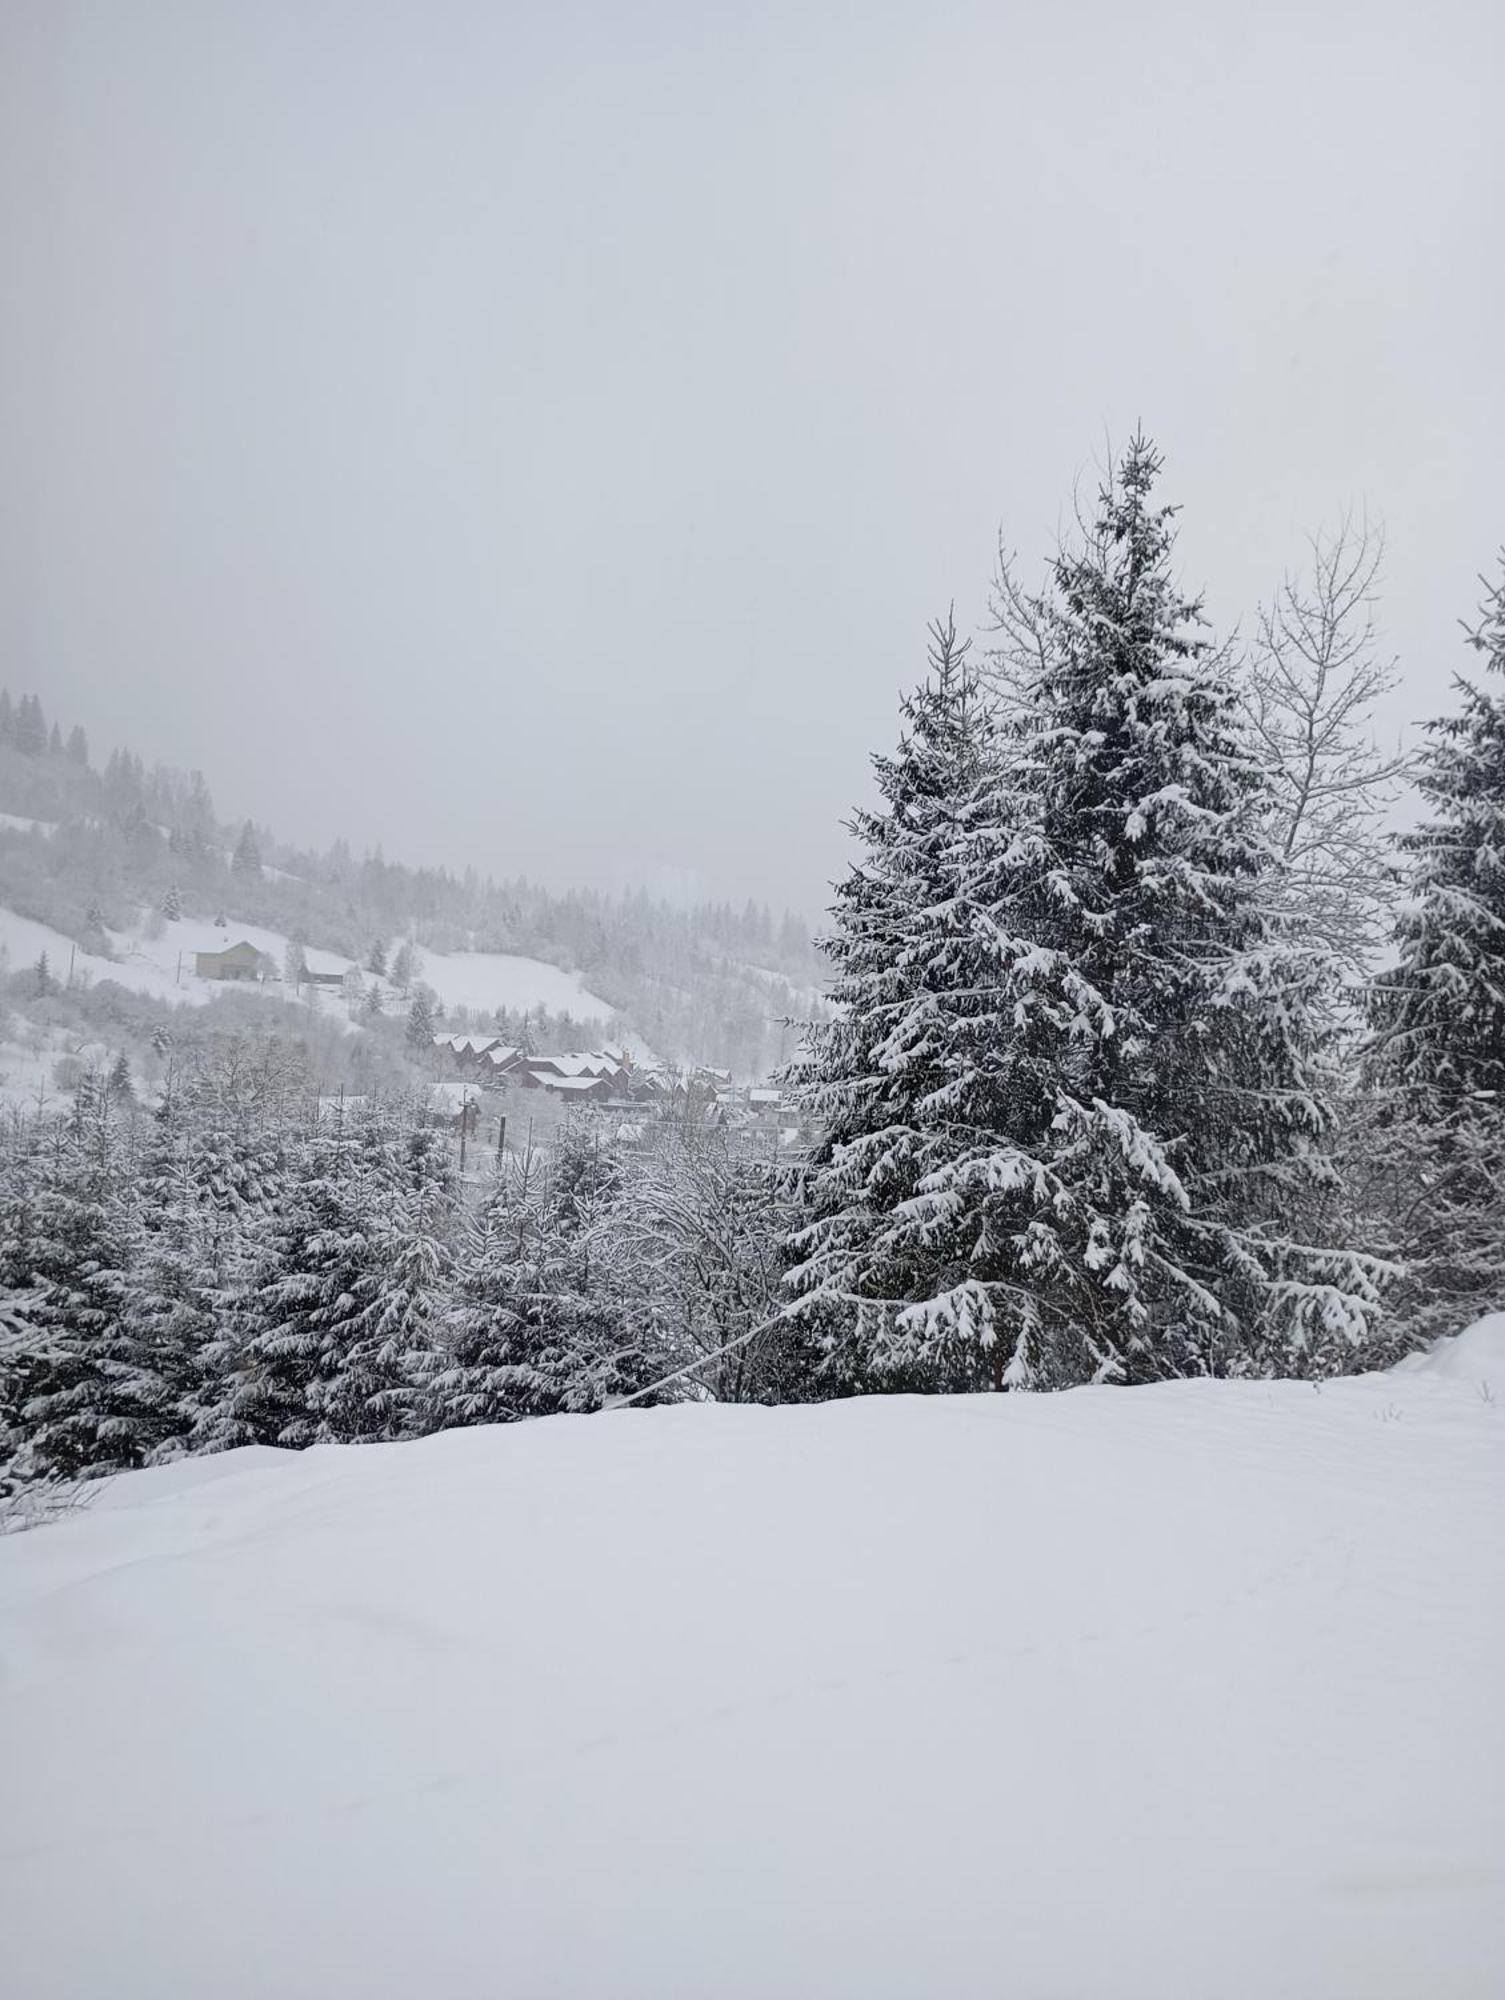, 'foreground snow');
2,1335,1501,1999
